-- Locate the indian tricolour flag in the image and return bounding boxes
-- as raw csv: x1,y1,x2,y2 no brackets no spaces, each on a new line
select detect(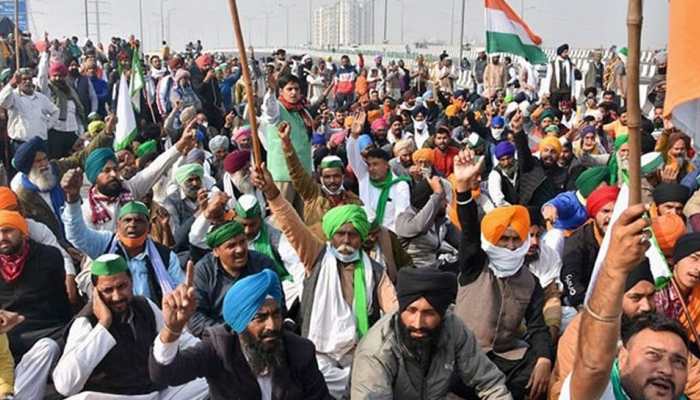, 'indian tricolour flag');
114,73,138,152
585,179,673,302
664,0,700,142
484,0,548,64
